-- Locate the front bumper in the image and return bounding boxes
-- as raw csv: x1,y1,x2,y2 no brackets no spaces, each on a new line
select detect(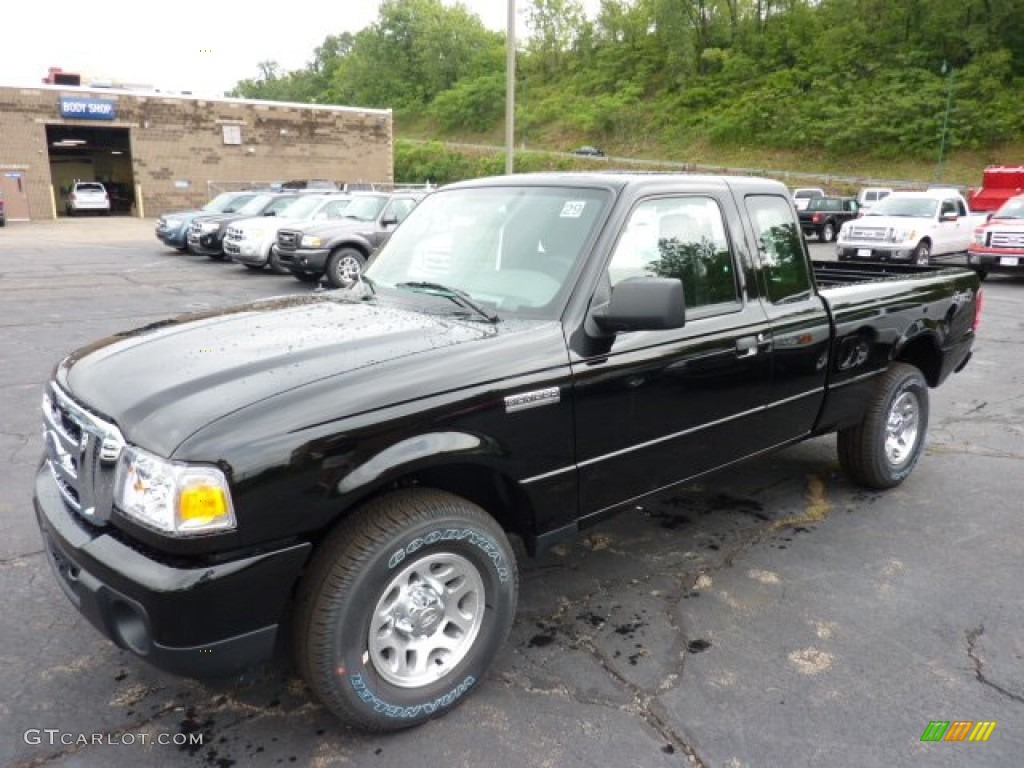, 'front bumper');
33,463,312,678
156,226,186,249
226,240,271,266
968,250,1024,274
187,231,225,256
836,244,916,261
283,247,330,274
